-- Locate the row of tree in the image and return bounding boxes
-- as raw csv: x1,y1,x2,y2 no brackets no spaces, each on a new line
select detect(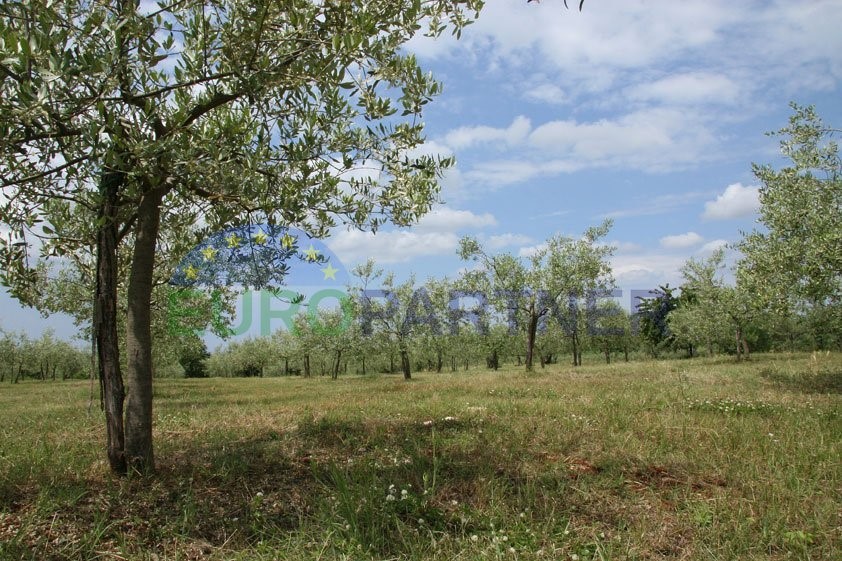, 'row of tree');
0,328,90,383
206,105,841,377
